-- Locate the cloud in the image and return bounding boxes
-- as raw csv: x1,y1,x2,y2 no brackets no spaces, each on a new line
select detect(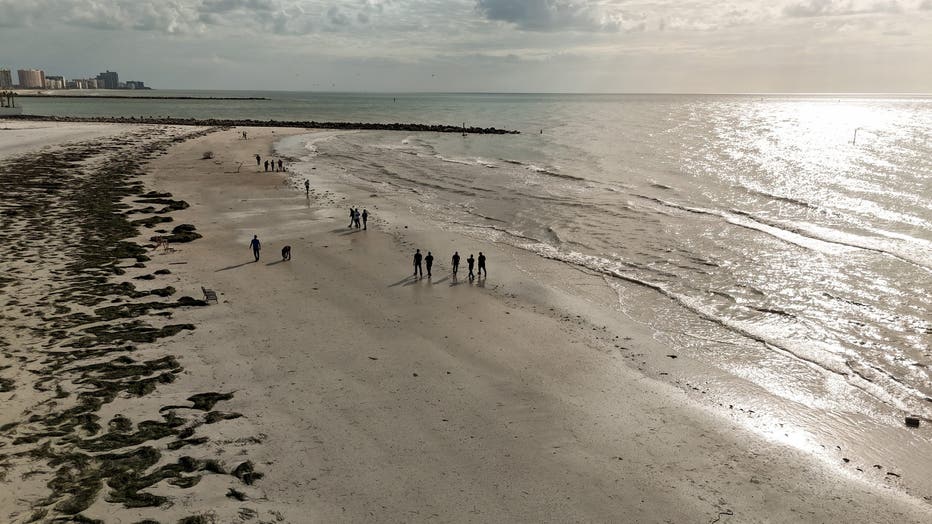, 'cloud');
327,6,352,26
475,0,621,32
782,0,903,17
0,0,354,34
920,0,932,9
